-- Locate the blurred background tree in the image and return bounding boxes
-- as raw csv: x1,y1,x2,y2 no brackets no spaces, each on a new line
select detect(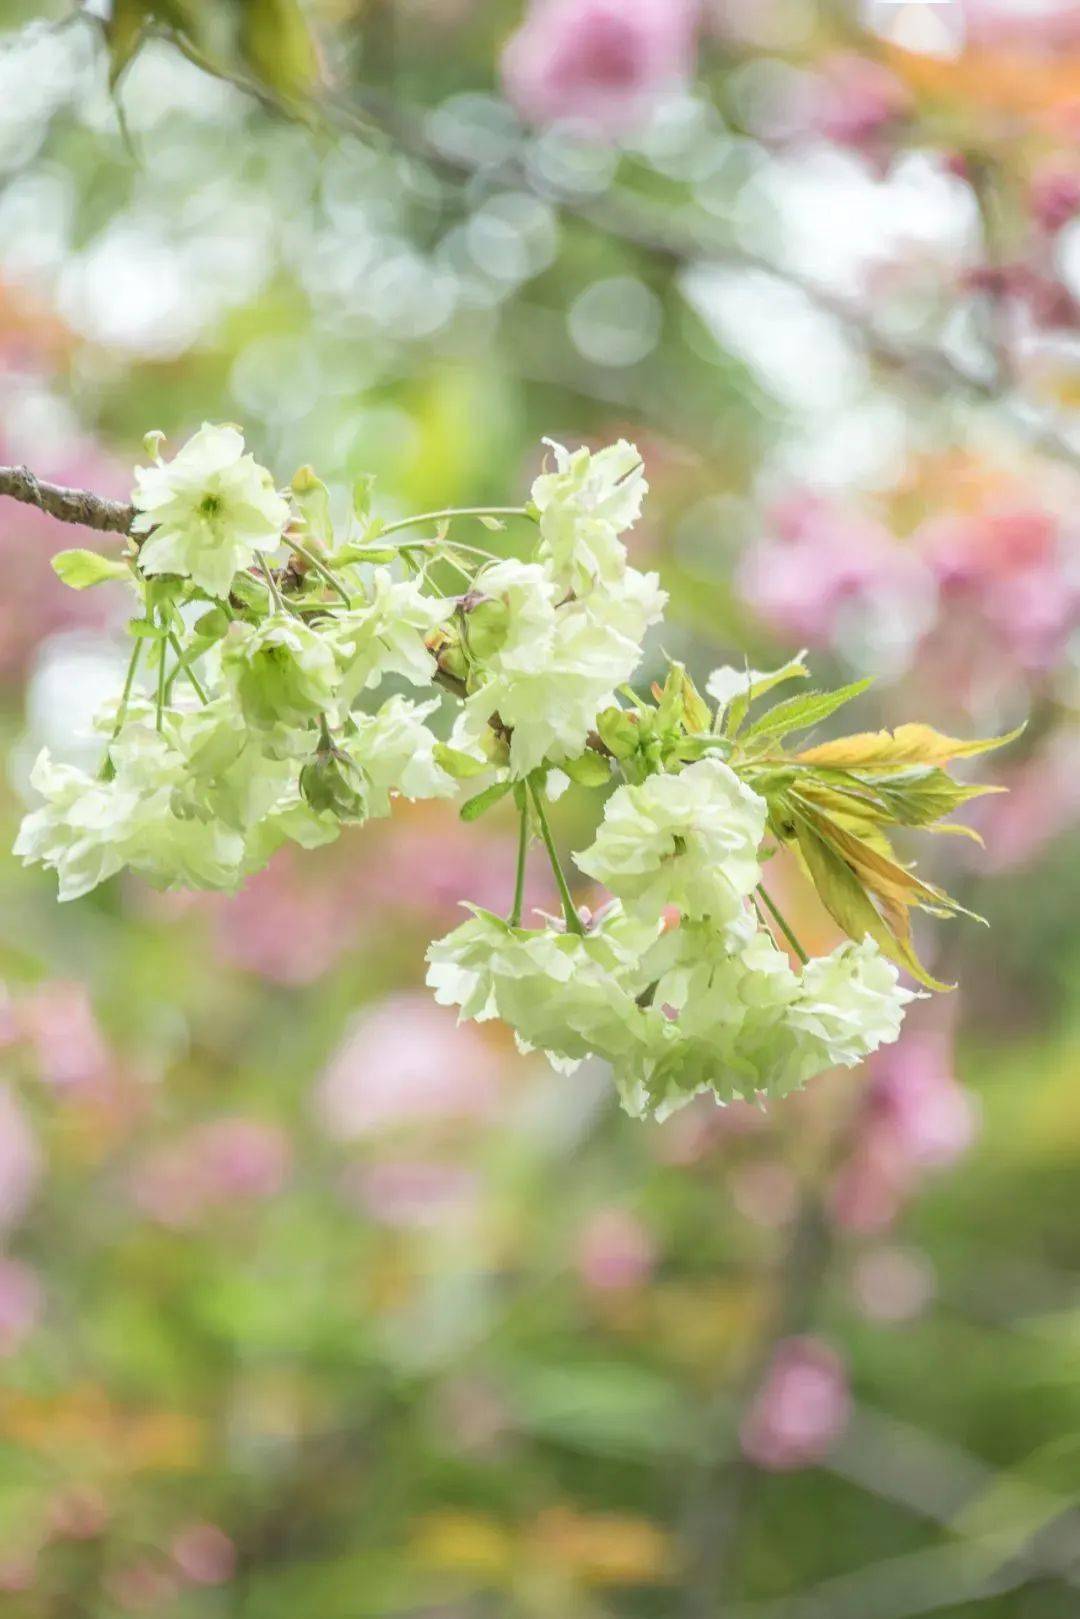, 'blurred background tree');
1,1,1080,1614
